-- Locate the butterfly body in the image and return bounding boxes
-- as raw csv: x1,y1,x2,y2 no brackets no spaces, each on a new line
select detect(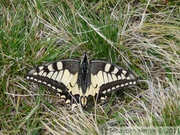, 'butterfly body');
27,53,137,107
